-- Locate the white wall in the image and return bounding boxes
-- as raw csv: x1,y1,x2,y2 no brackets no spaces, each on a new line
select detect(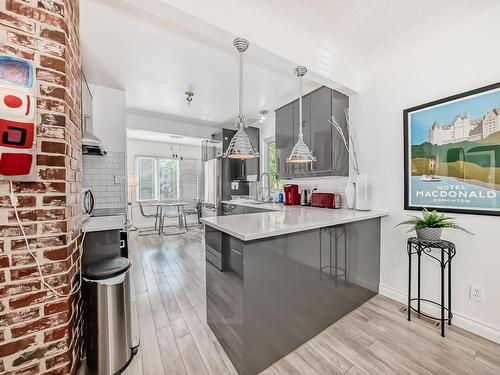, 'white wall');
127,138,201,227
127,138,200,176
126,110,218,139
351,6,500,342
82,84,127,210
89,84,126,152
